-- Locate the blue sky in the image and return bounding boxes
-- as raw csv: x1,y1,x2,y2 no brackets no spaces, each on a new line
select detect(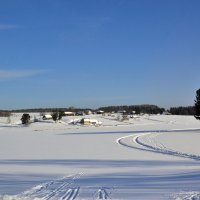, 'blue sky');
0,0,200,109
